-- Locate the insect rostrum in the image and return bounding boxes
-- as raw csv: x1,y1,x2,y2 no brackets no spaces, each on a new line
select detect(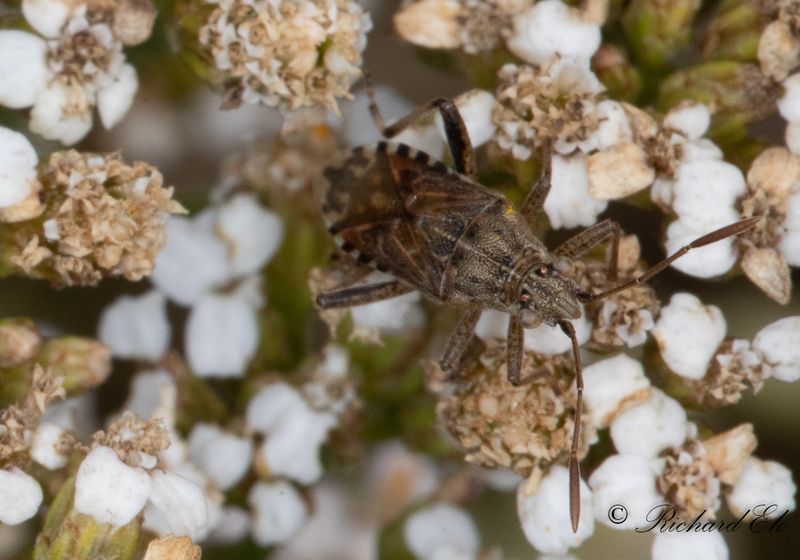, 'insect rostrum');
315,91,760,532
